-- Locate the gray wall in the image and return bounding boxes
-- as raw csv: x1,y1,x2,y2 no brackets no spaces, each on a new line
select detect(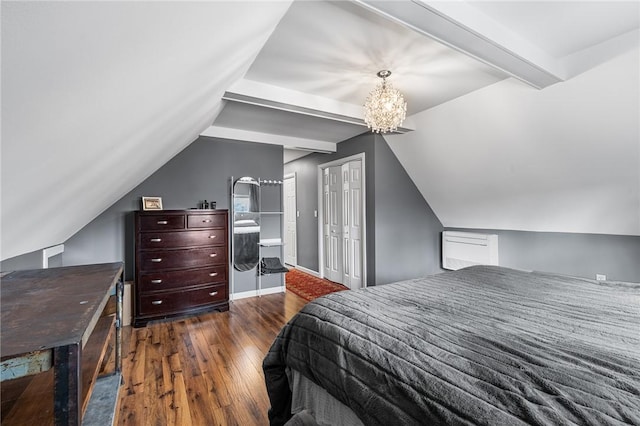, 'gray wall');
284,133,444,286
374,135,443,284
62,136,284,293
1,250,41,271
447,228,640,282
11,134,635,287
2,250,43,271
1,249,63,271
